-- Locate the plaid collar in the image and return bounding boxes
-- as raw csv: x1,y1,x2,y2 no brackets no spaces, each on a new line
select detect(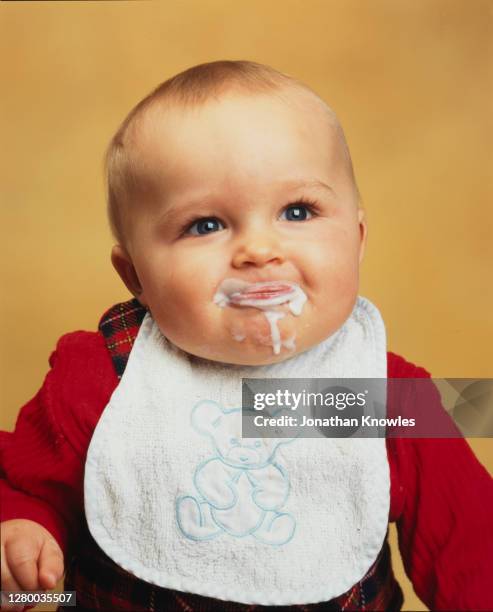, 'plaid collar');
98,298,147,379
